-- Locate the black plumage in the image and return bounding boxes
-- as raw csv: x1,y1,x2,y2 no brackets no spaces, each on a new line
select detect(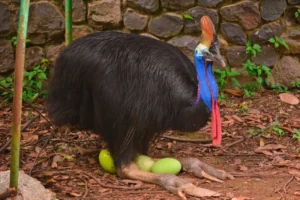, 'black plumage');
47,32,210,169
